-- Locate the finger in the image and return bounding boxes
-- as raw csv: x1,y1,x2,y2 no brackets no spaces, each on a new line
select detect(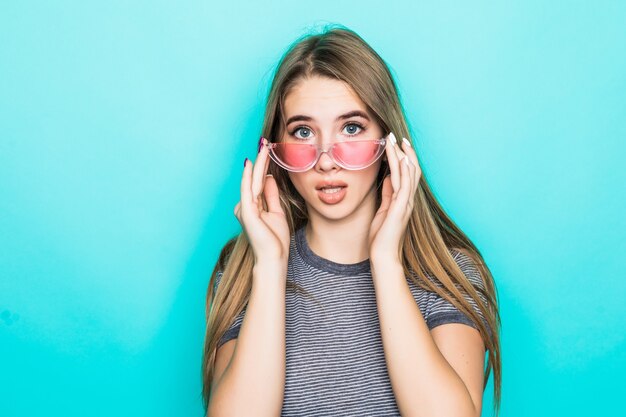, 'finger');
398,139,415,195
263,174,284,213
264,144,271,171
400,136,422,183
240,158,255,220
251,137,270,201
386,132,401,197
390,132,410,198
261,147,271,205
394,154,412,215
240,155,274,249
391,132,408,167
378,174,393,212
